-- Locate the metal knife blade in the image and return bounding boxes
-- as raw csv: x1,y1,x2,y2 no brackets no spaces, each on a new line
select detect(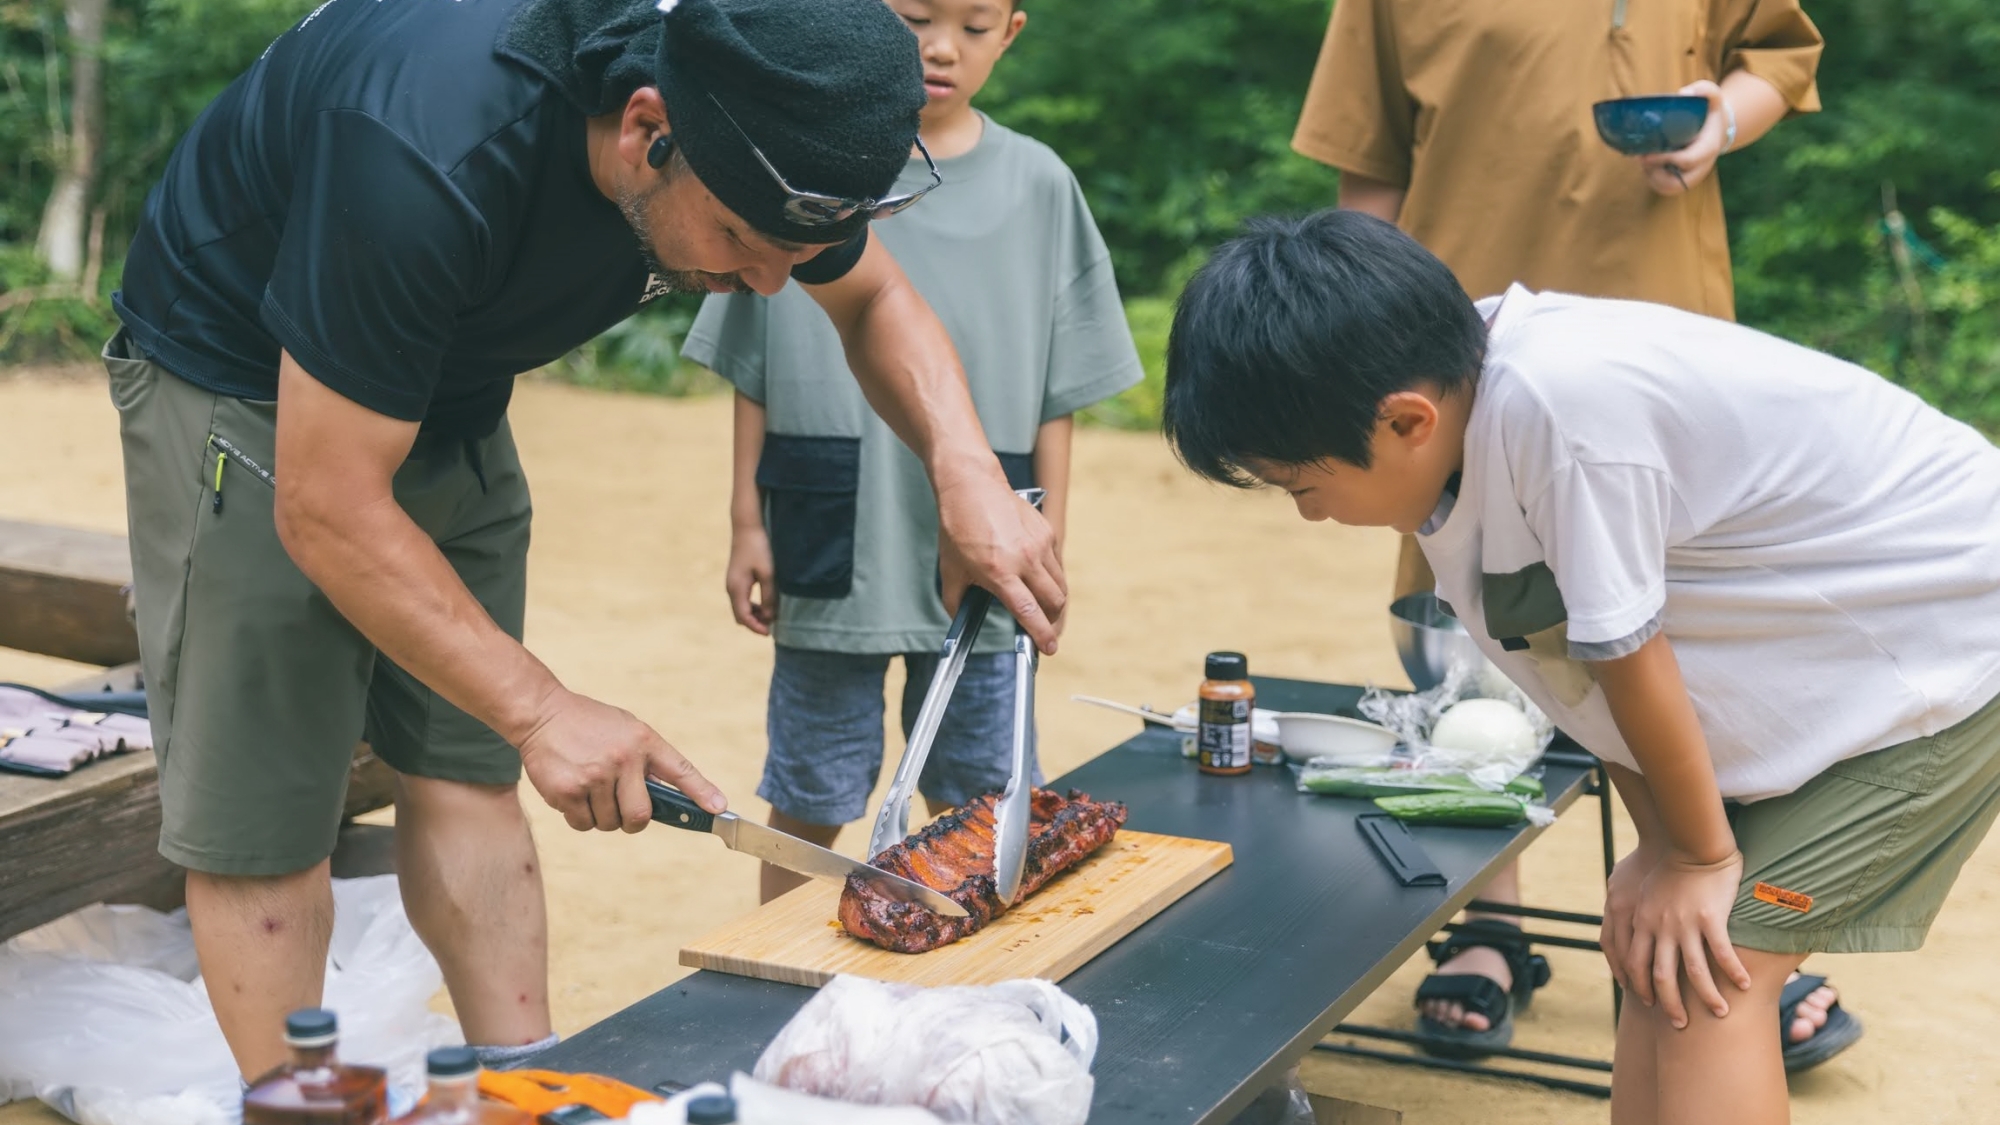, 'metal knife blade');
646,780,968,917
